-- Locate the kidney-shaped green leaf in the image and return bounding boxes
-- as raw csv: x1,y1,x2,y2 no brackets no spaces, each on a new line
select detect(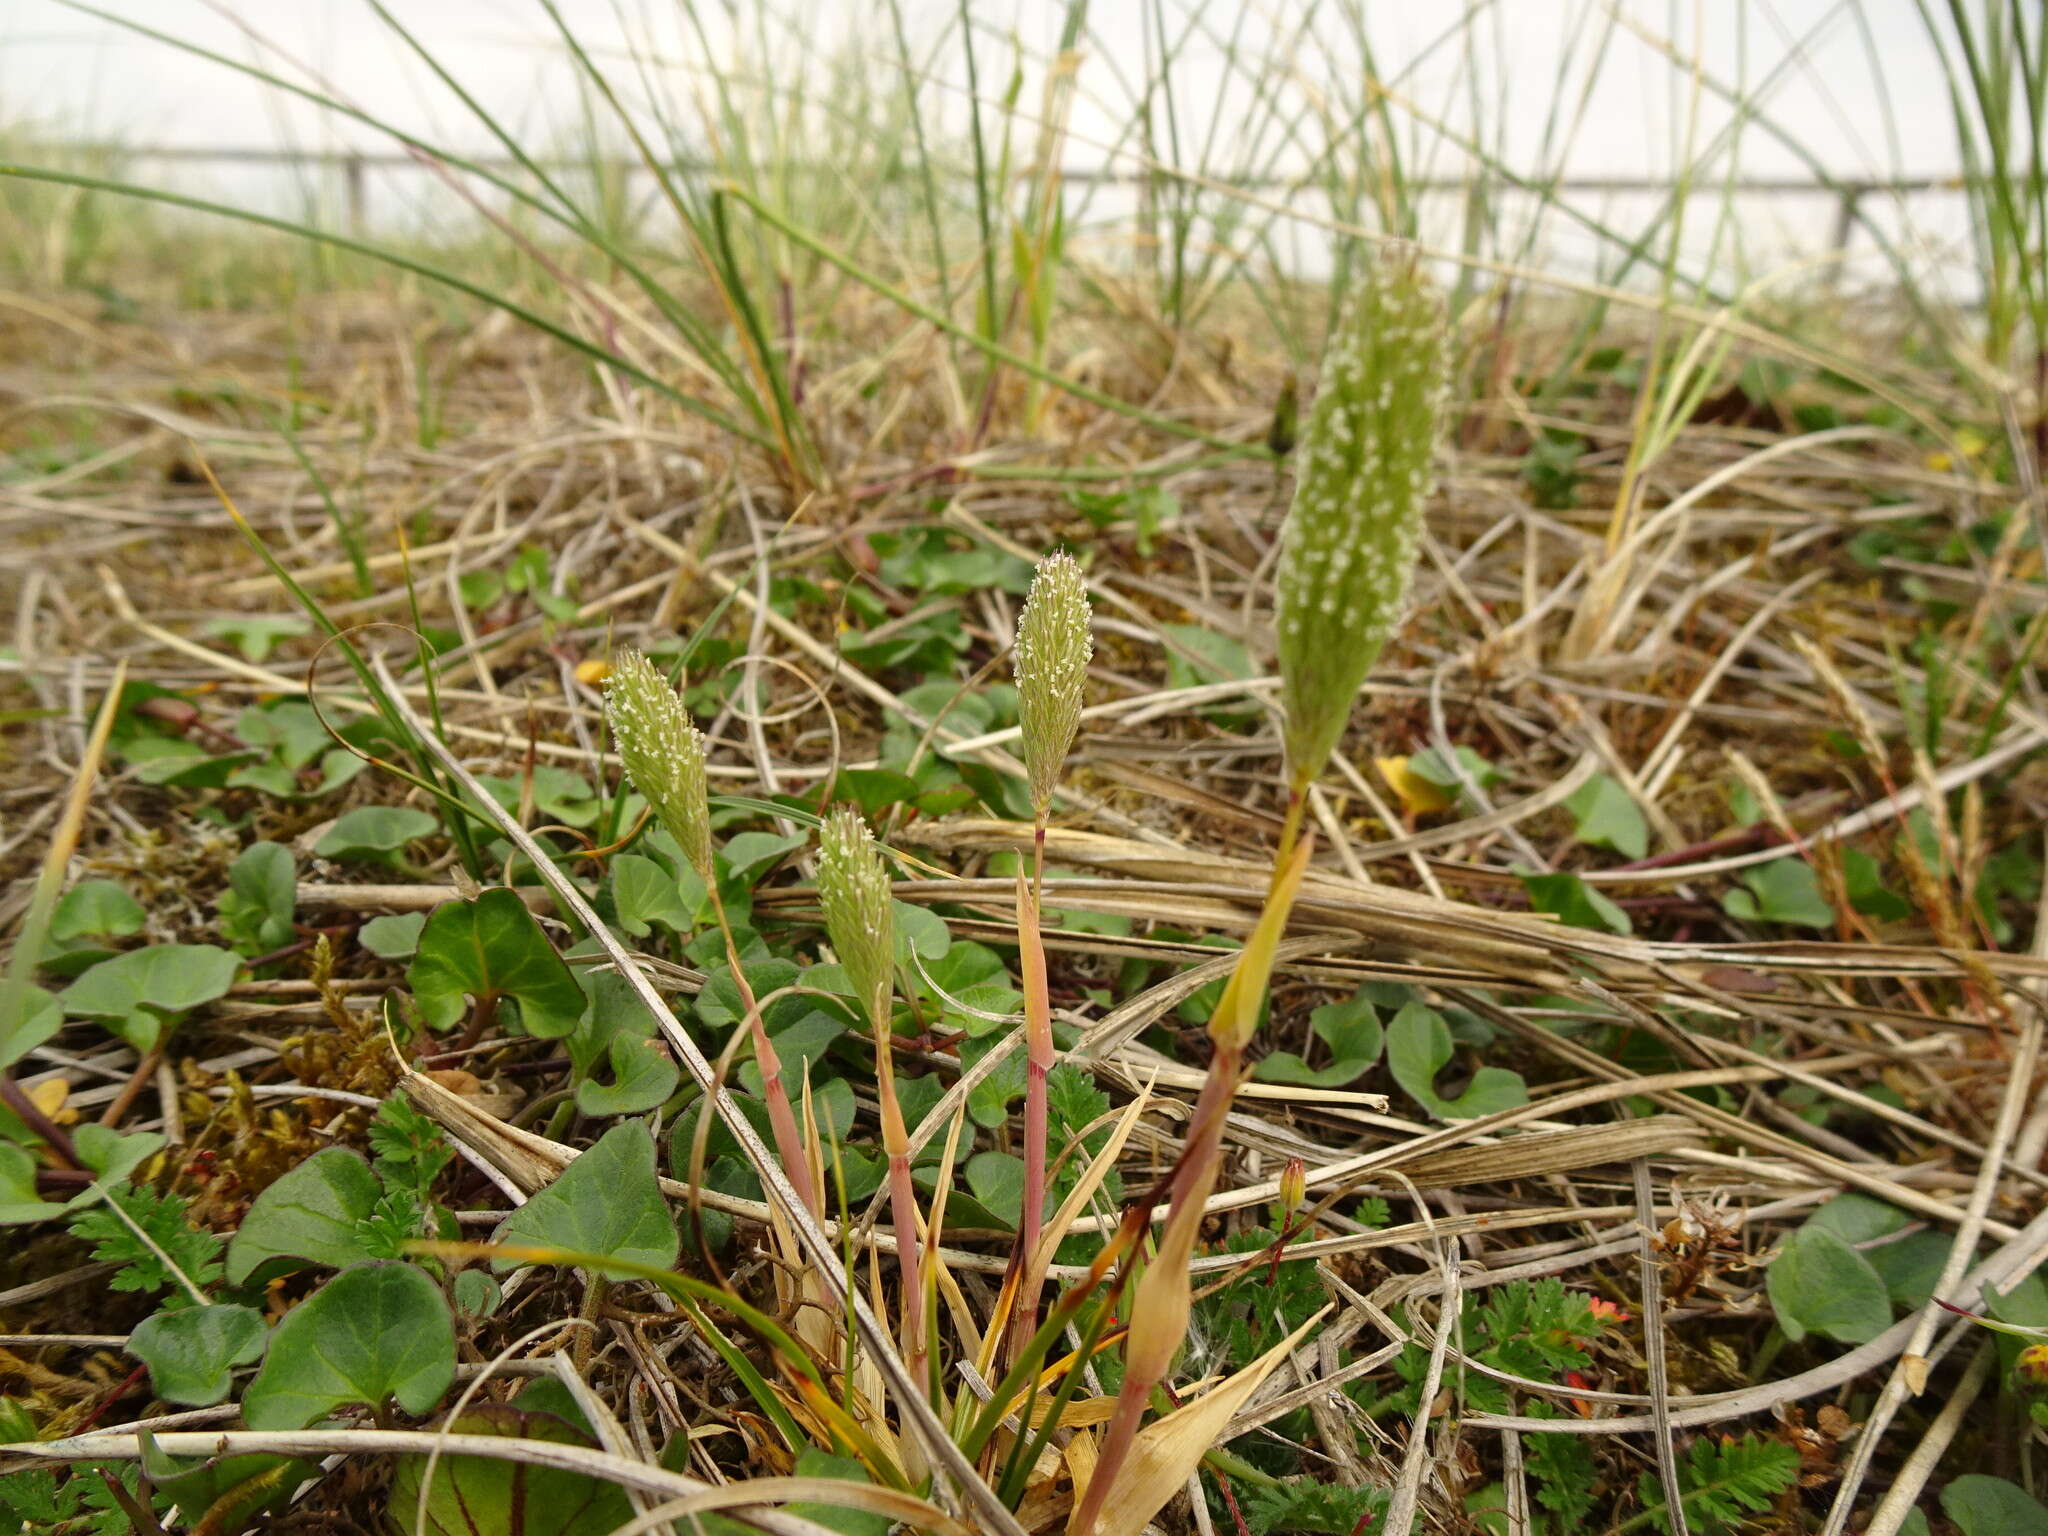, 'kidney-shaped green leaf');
565,971,678,1118
128,1303,267,1406
1943,1475,2048,1536
60,944,240,1052
0,981,62,1071
1255,992,1384,1088
315,805,440,862
226,1146,382,1285
1386,1001,1526,1121
493,1120,676,1279
241,1260,456,1430
1767,1224,1893,1344
388,1398,634,1536
408,889,584,1038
